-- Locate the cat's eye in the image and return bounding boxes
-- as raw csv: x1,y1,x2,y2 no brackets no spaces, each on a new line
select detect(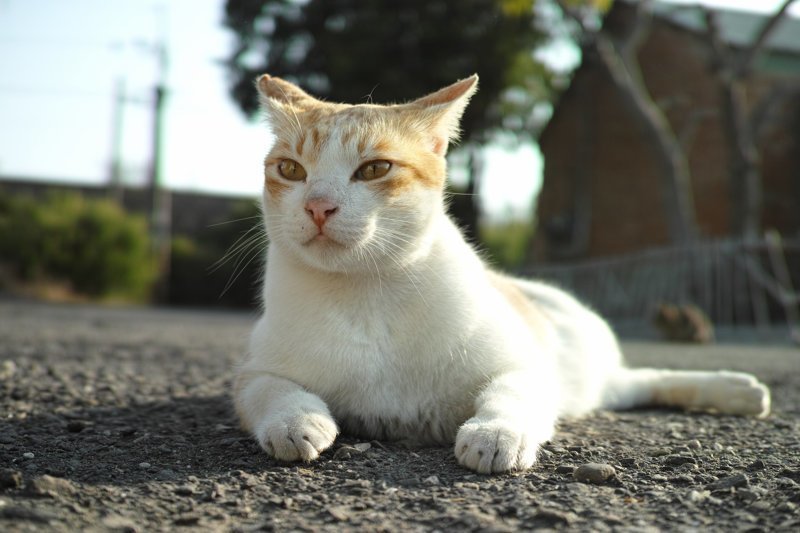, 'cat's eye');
354,160,392,181
278,159,307,181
